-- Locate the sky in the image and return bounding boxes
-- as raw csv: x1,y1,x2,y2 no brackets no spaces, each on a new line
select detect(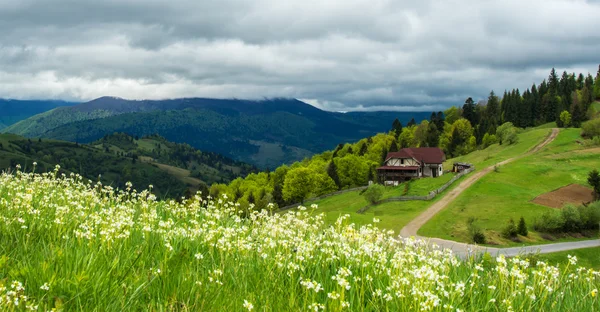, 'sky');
0,0,599,112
